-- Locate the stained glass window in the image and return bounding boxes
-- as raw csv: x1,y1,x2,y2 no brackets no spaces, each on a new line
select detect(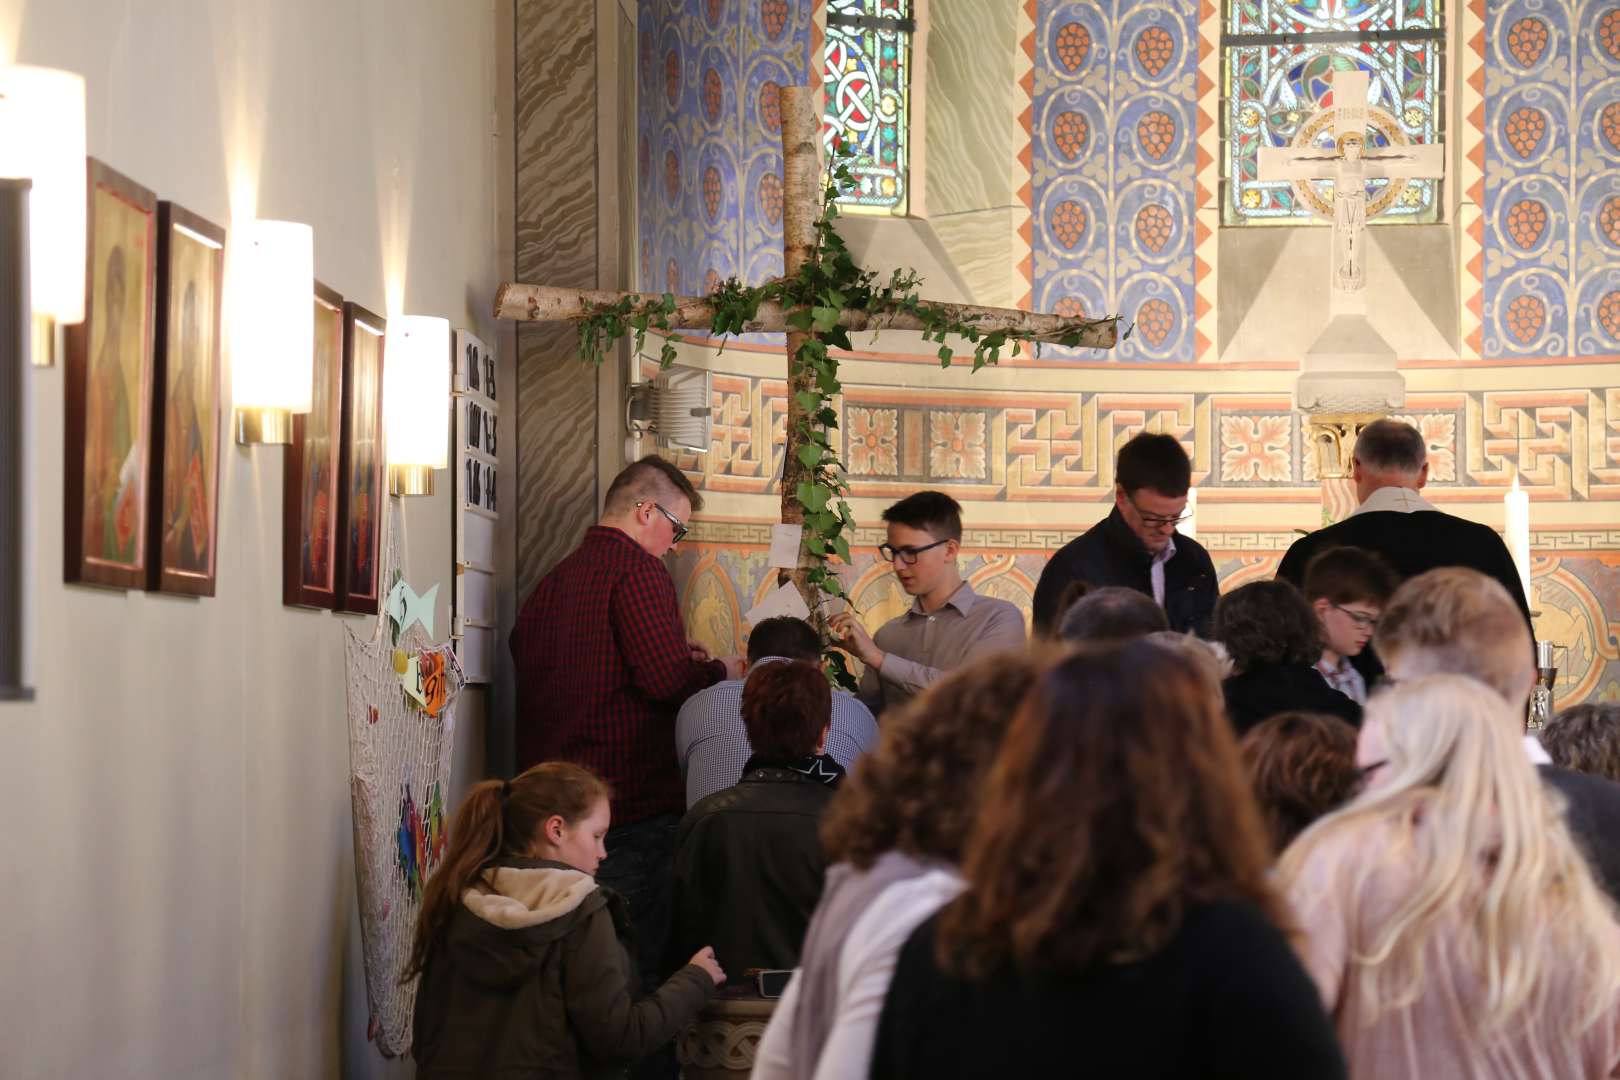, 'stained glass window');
1222,0,1446,225
823,0,913,215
